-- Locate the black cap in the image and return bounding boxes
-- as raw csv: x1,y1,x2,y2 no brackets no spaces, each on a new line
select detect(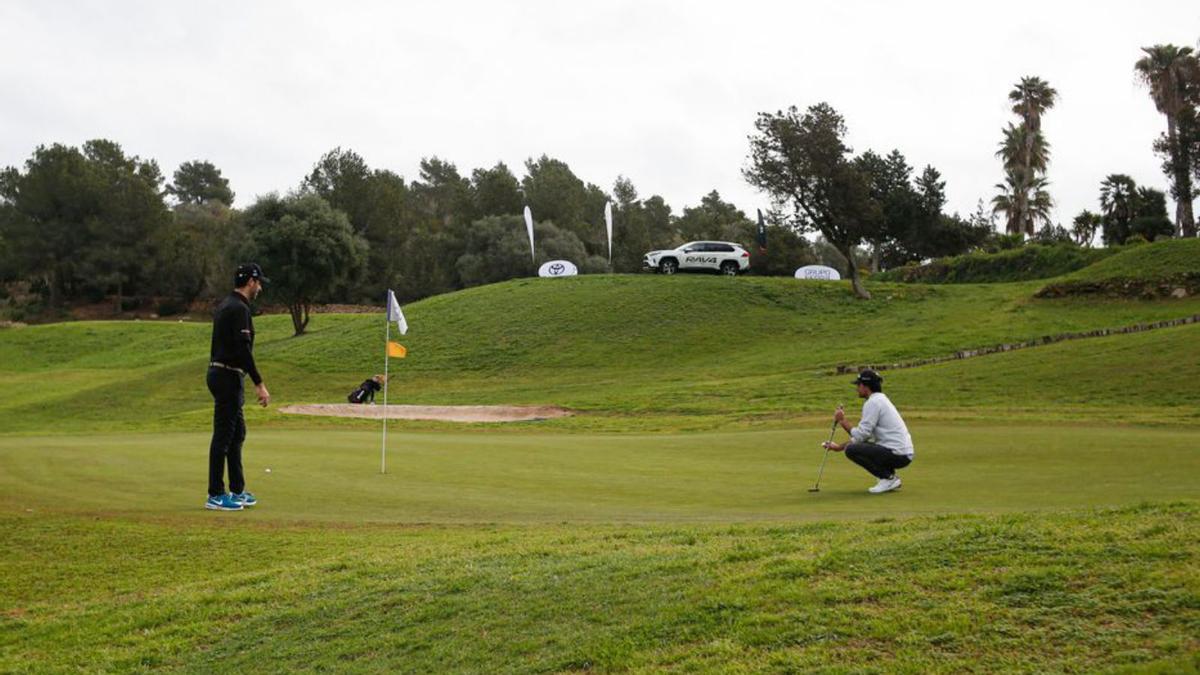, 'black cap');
234,263,270,286
852,369,882,387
